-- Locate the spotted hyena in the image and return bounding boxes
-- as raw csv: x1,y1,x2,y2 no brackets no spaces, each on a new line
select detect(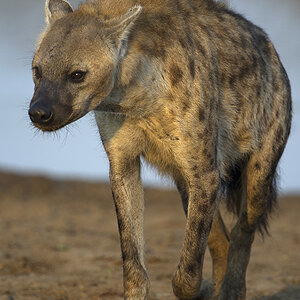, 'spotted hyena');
28,0,292,299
